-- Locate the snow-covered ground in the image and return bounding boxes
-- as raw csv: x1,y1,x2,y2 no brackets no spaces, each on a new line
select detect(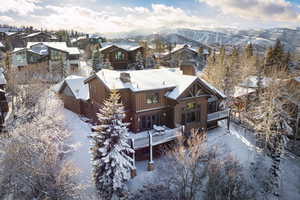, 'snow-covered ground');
63,109,95,193
63,110,300,199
